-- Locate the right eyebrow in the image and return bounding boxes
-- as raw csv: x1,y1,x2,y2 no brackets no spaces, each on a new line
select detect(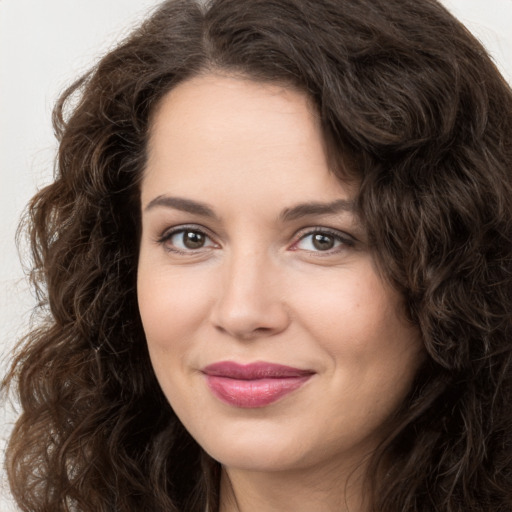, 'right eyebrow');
143,195,218,219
